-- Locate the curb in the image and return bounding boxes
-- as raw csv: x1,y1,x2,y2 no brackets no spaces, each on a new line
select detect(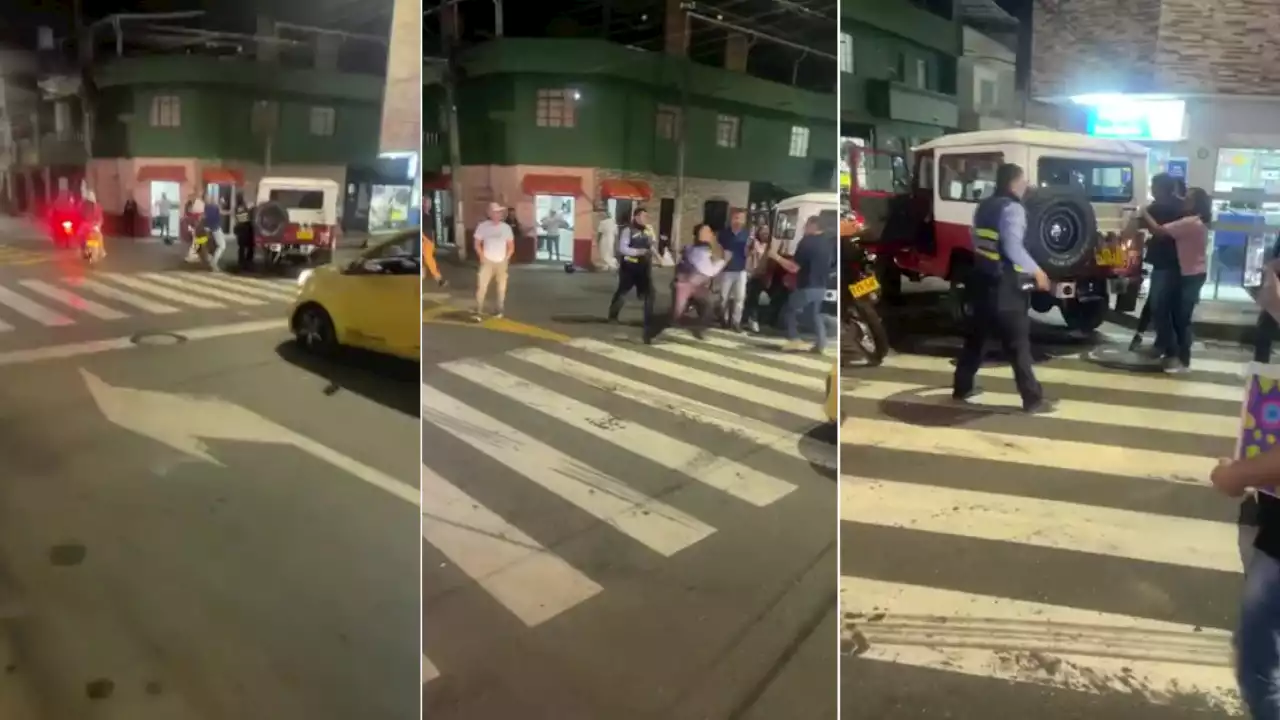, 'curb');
1107,308,1259,345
